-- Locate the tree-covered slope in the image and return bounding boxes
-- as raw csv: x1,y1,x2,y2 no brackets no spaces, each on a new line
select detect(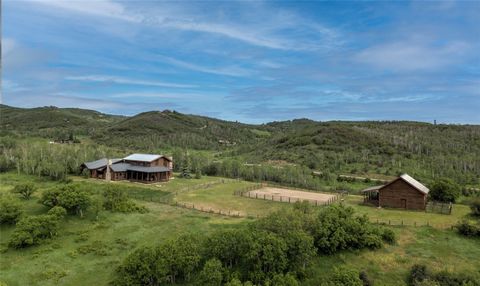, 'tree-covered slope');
92,110,267,150
0,105,123,137
245,120,480,184
1,105,479,184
